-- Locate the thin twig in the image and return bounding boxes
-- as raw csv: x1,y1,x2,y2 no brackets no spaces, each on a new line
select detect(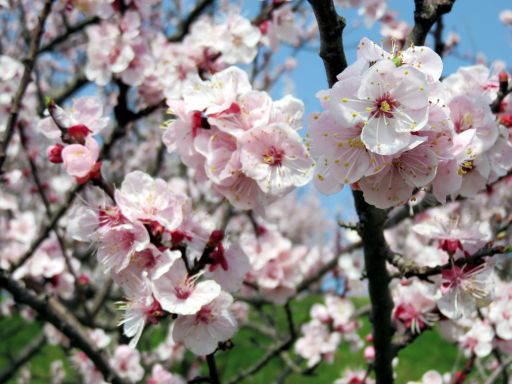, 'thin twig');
0,270,128,384
0,0,53,173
